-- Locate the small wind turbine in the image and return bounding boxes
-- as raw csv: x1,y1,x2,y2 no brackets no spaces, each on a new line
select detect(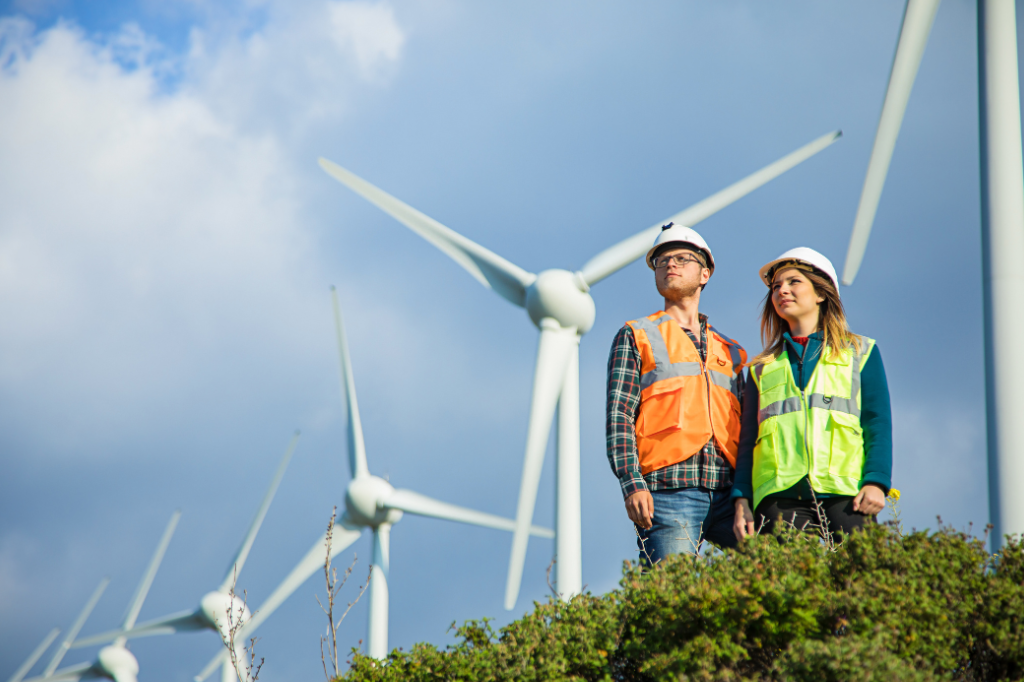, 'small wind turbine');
840,0,1024,551
8,580,108,682
191,287,555,675
15,511,180,682
318,130,842,609
71,435,301,682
